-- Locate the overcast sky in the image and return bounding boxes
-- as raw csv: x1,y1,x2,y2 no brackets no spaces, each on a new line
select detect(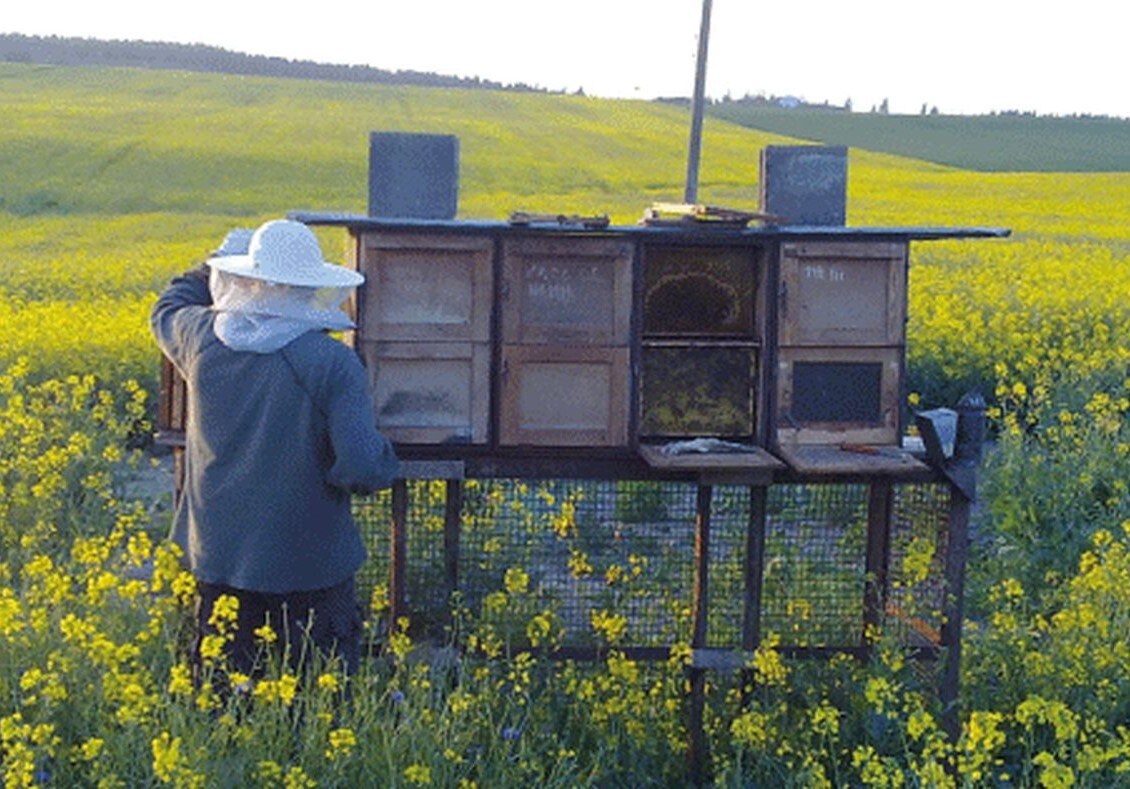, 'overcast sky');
4,0,1126,117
